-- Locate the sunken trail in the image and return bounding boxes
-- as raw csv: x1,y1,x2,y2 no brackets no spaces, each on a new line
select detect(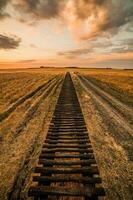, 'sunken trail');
29,72,105,199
